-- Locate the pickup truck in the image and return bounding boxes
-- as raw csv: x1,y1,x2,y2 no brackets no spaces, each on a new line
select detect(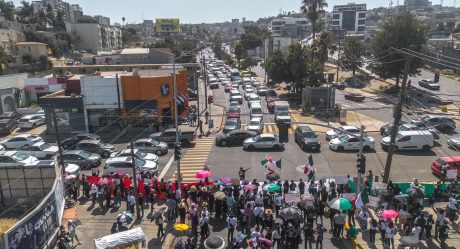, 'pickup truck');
150,128,196,146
